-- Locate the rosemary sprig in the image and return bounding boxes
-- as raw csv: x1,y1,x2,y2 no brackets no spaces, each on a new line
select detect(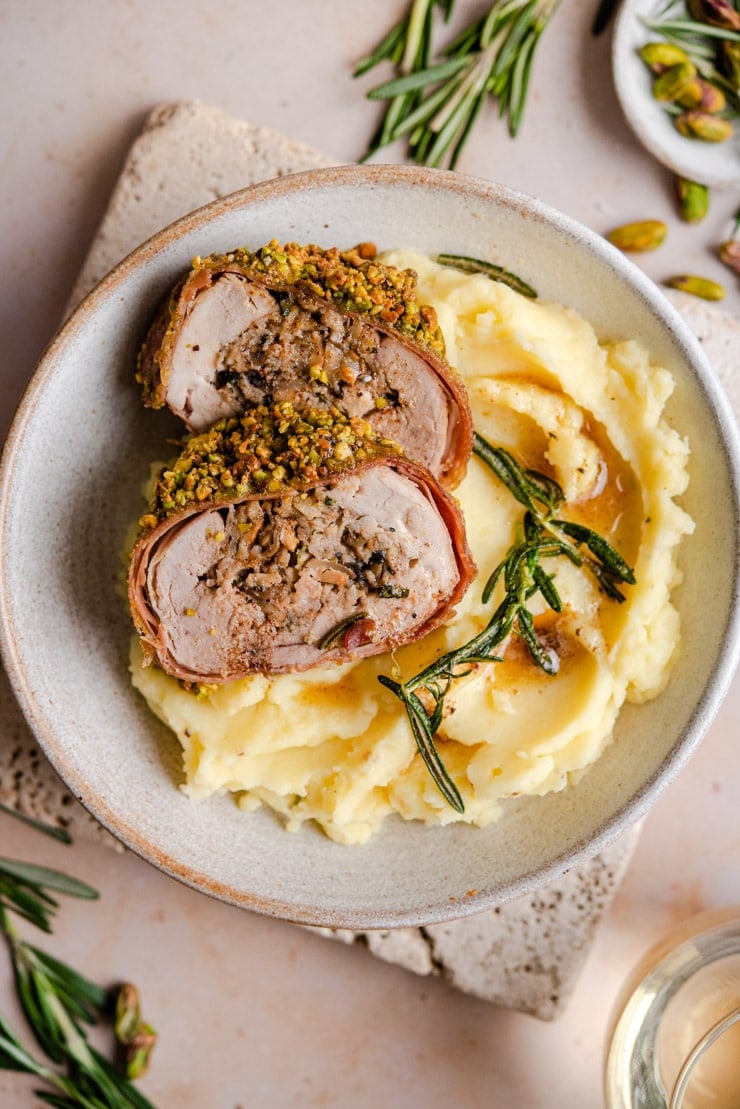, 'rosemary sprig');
355,0,455,161
378,432,636,812
0,809,156,1106
436,252,538,297
356,0,561,169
